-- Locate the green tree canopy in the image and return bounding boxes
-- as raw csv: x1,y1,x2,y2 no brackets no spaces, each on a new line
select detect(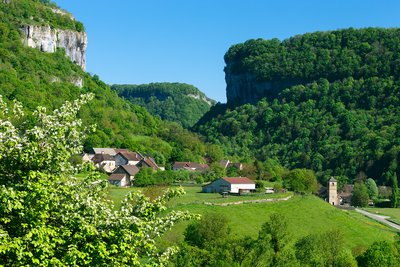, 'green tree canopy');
184,213,230,249
283,169,318,194
357,241,400,267
351,182,369,207
365,178,379,199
